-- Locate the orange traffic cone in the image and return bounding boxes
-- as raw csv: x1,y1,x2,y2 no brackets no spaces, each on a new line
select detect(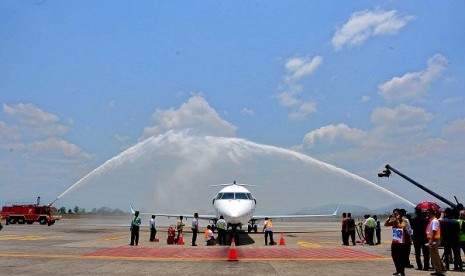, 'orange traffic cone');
228,238,239,261
177,233,185,245
279,232,286,246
